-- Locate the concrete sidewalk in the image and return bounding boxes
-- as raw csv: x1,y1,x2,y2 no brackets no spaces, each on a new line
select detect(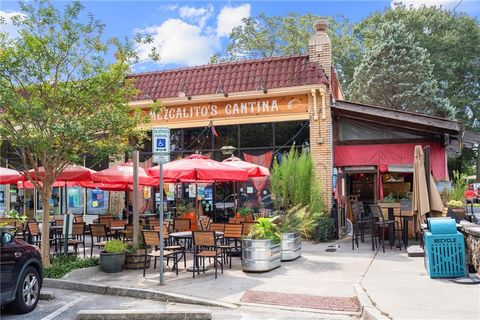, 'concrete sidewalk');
361,250,480,320
55,238,480,319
